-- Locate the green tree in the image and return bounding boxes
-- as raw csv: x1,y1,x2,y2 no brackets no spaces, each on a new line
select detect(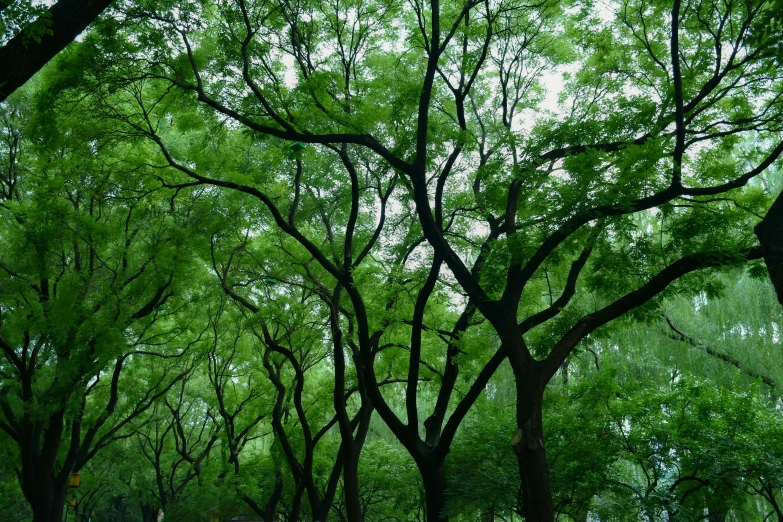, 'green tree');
132,376,222,521
0,89,207,522
38,0,783,519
